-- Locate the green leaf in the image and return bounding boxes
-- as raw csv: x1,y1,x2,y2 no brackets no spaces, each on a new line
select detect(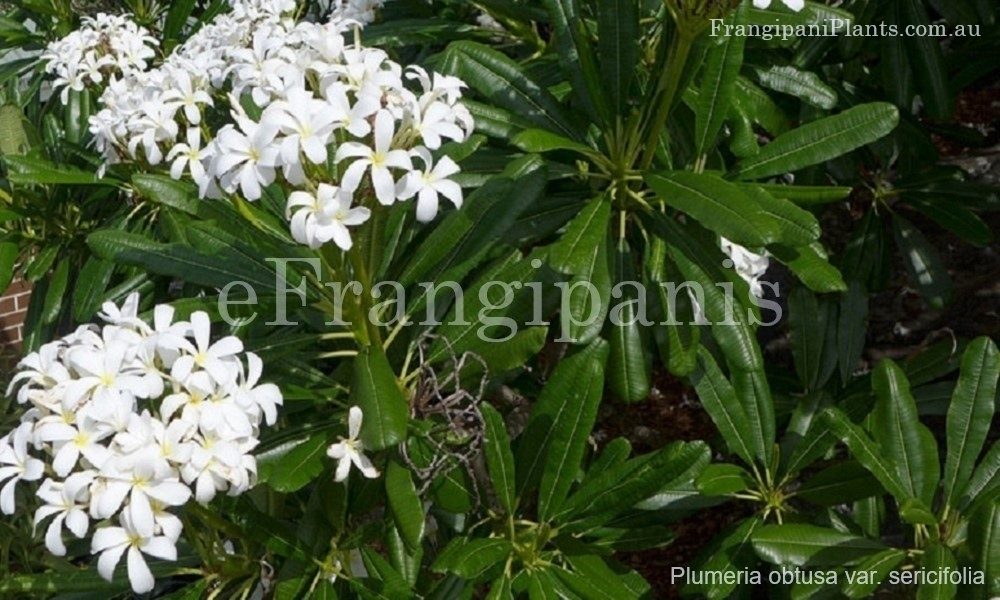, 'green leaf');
892,214,952,309
969,502,1000,596
694,4,747,155
256,434,328,492
841,549,907,598
386,460,425,550
480,403,516,514
87,230,278,291
695,463,754,496
962,441,1000,510
597,0,639,119
734,103,899,180
690,350,757,465
517,340,608,499
0,103,30,155
688,518,761,599
942,338,1000,508
512,128,599,158
537,339,608,520
548,197,612,276
770,243,847,293
353,346,408,451
606,238,650,403
433,537,512,579
72,257,115,323
789,287,828,392
871,359,939,505
544,0,609,124
559,232,612,345
902,0,953,119
163,0,196,41
899,497,938,525
752,524,886,567
559,440,710,523
441,41,581,140
4,154,117,185
41,258,69,326
645,170,779,247
837,281,869,384
741,185,821,246
917,544,957,600
132,173,199,215
908,198,993,247
755,183,852,205
820,408,911,501
0,242,16,293
797,462,880,507
754,65,838,109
